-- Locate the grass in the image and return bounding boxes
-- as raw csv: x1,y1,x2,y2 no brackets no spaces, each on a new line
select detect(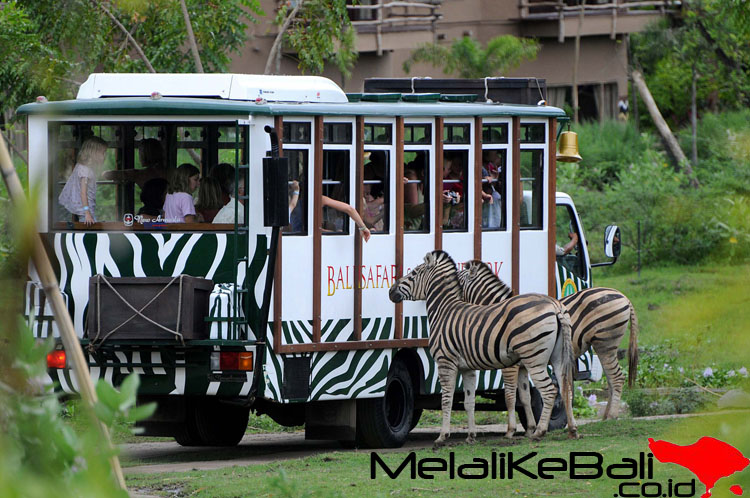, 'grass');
125,411,750,497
